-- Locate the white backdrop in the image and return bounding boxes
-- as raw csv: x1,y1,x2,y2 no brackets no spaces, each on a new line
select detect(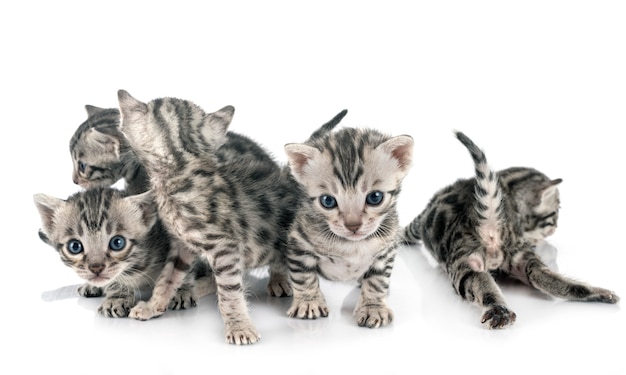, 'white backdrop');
2,1,624,374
